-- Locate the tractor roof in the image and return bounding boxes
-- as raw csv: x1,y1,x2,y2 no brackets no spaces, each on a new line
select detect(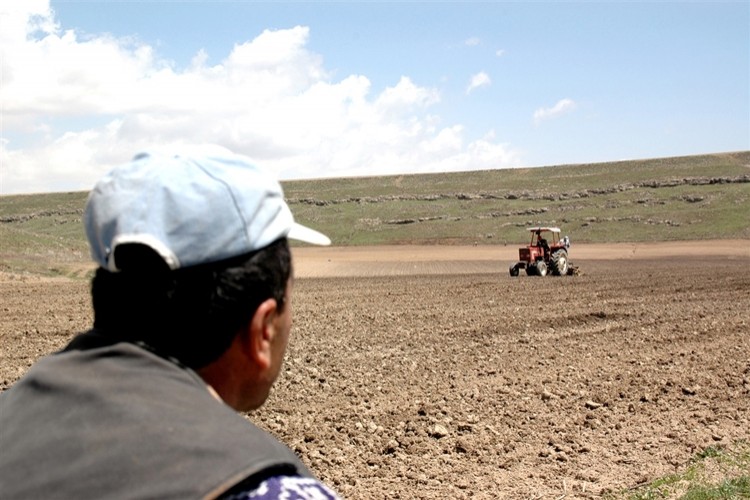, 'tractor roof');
527,227,561,233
